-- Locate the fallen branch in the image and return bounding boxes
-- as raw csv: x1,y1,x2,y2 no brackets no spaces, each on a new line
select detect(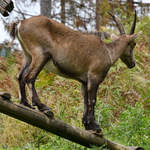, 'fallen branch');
0,93,143,150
